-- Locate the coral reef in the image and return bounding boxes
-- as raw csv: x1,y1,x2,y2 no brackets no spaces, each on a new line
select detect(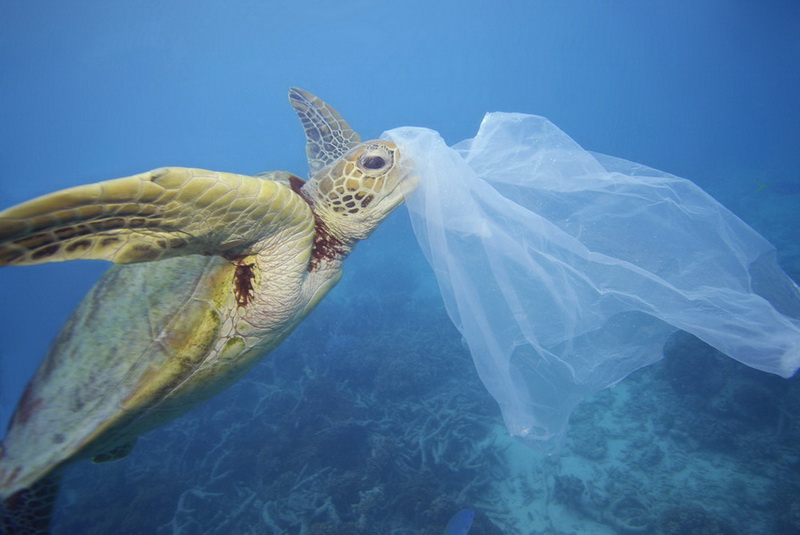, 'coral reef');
552,474,586,510
656,505,723,535
42,256,800,535
569,425,608,460
607,495,652,534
